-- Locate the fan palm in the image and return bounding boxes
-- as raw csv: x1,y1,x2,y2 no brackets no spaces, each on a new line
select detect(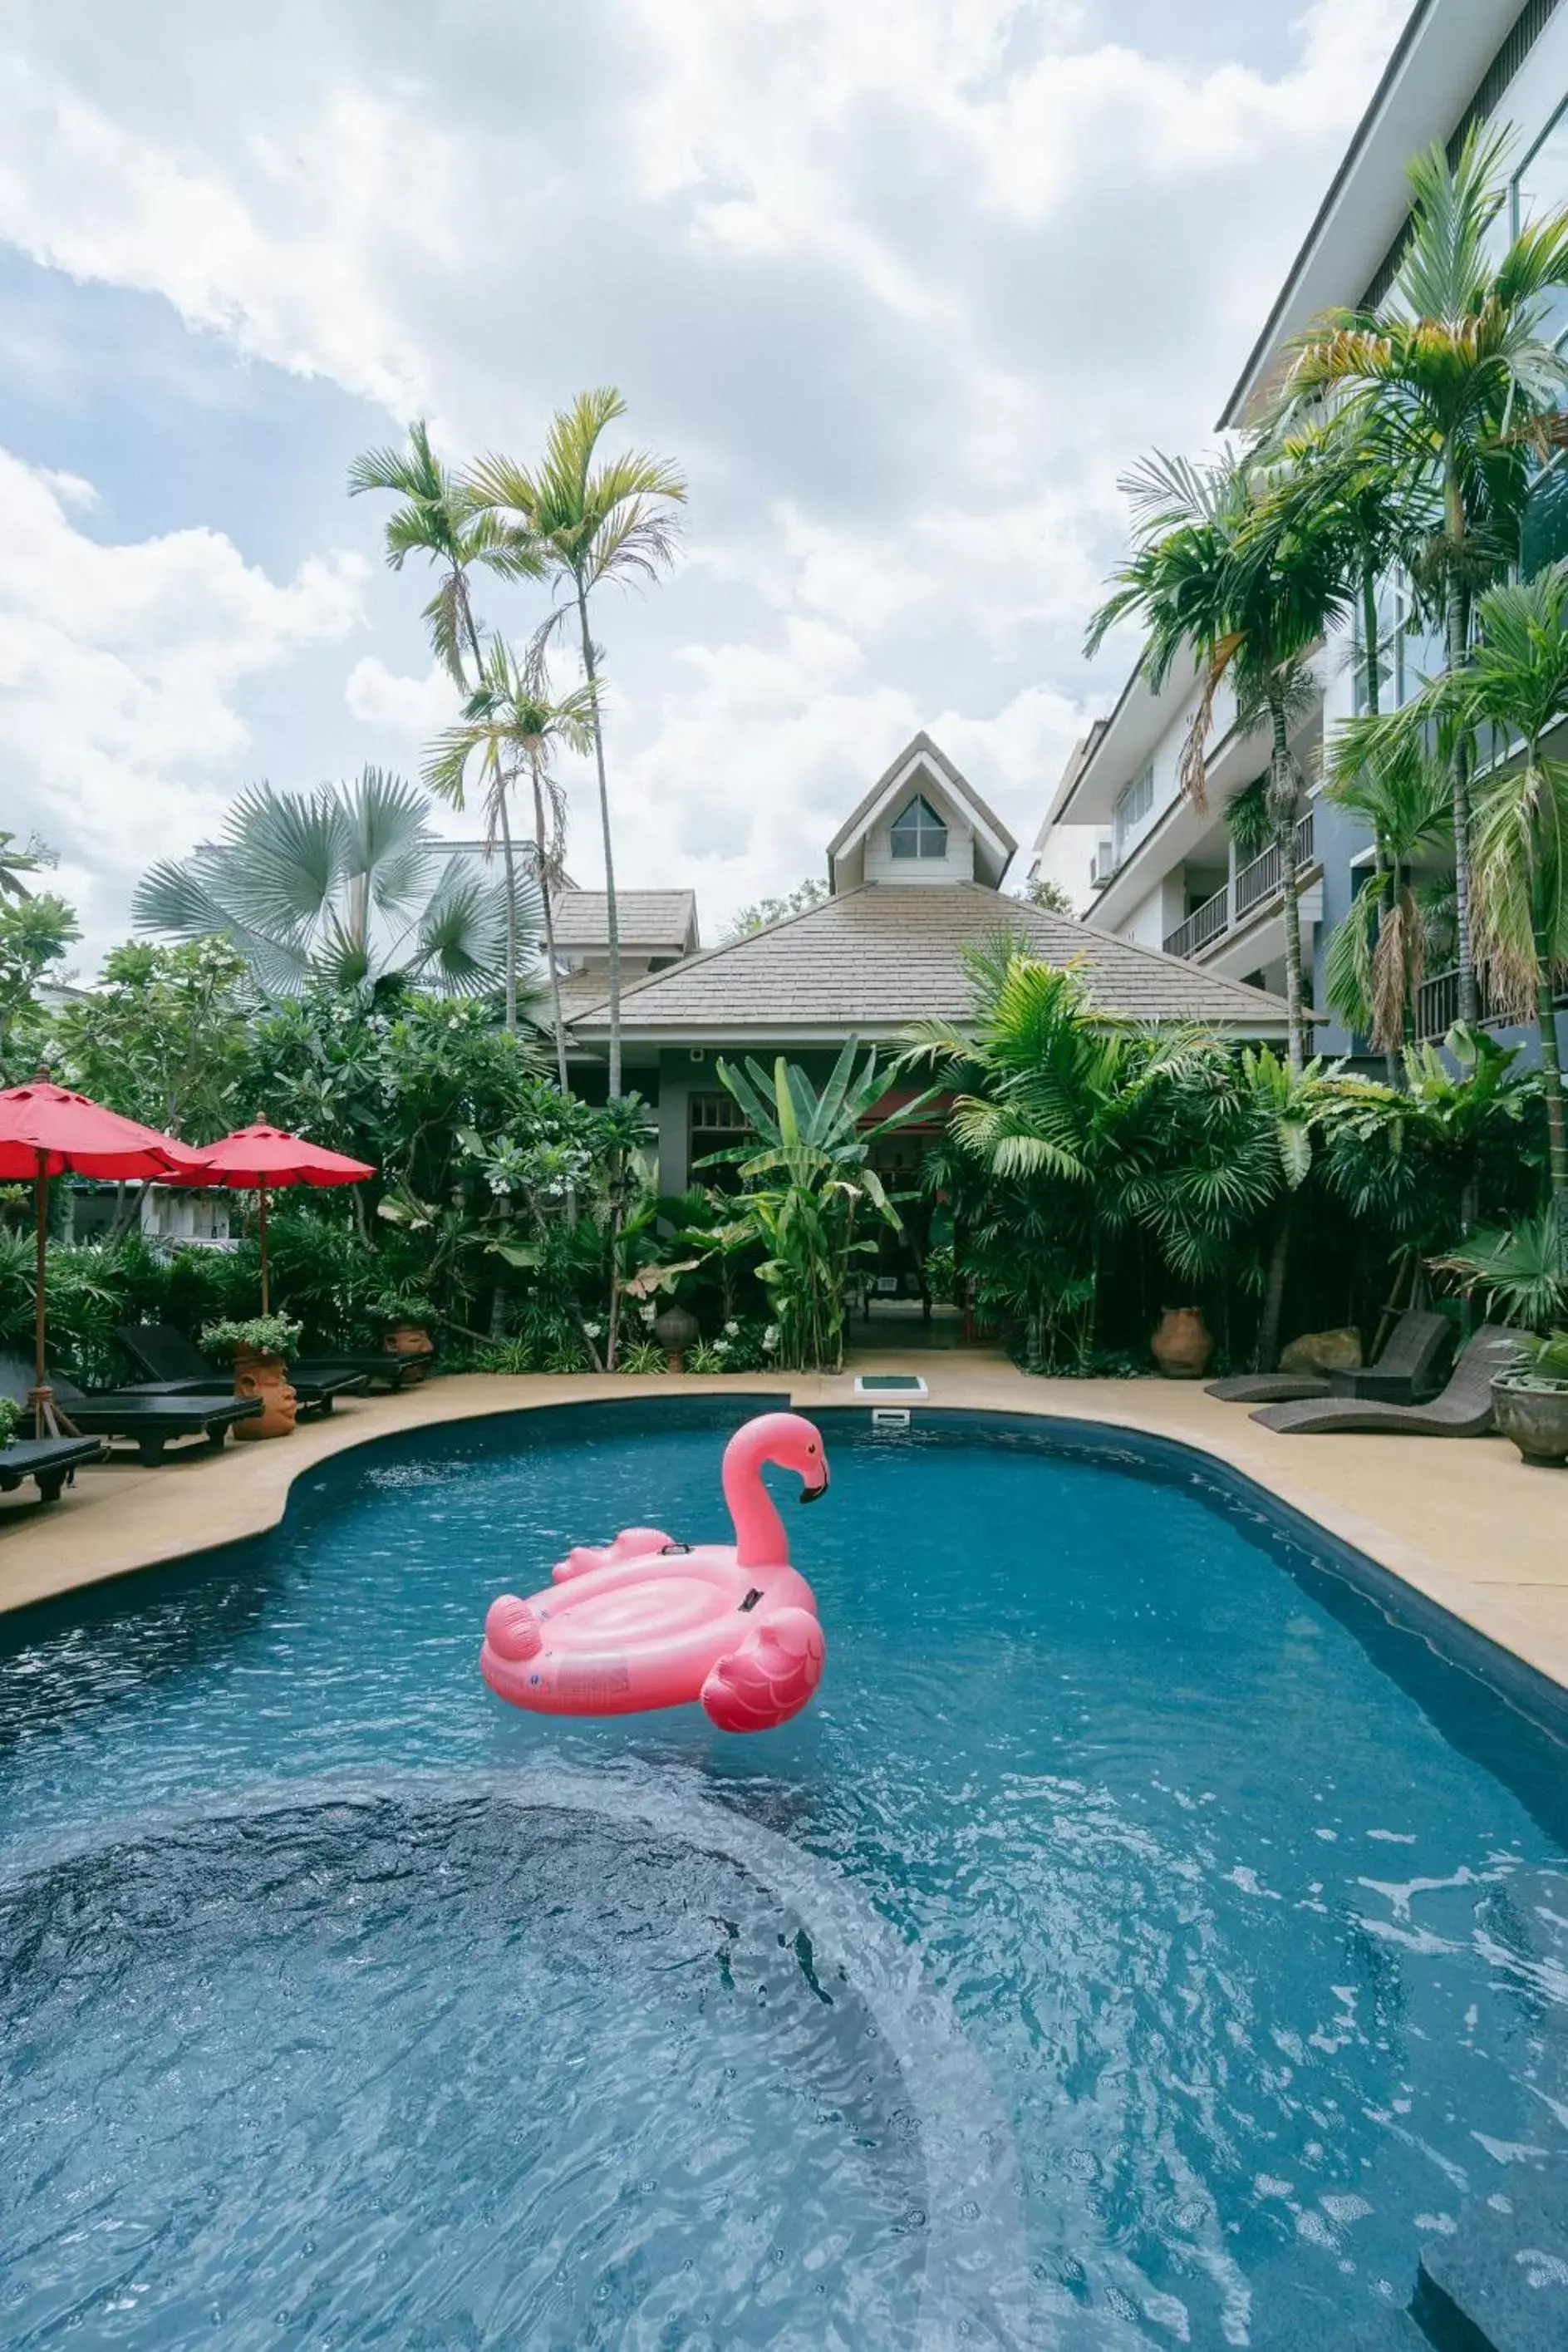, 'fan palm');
424,640,594,1066
1322,721,1452,1063
1087,450,1354,1070
465,390,686,1095
1278,124,1568,1022
134,768,510,1000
